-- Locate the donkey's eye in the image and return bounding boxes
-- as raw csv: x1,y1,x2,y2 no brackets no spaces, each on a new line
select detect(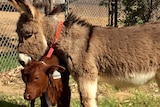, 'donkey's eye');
27,34,32,38
24,34,32,39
